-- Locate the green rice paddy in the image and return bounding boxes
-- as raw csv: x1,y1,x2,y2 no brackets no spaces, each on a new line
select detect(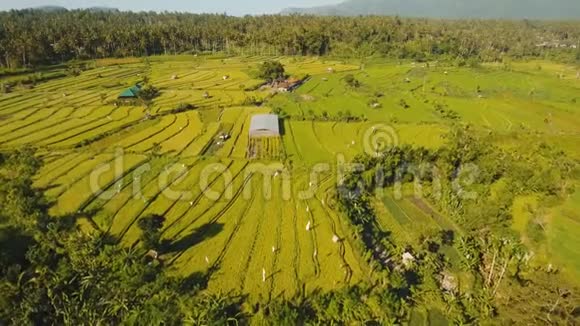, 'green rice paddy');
1,55,578,298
